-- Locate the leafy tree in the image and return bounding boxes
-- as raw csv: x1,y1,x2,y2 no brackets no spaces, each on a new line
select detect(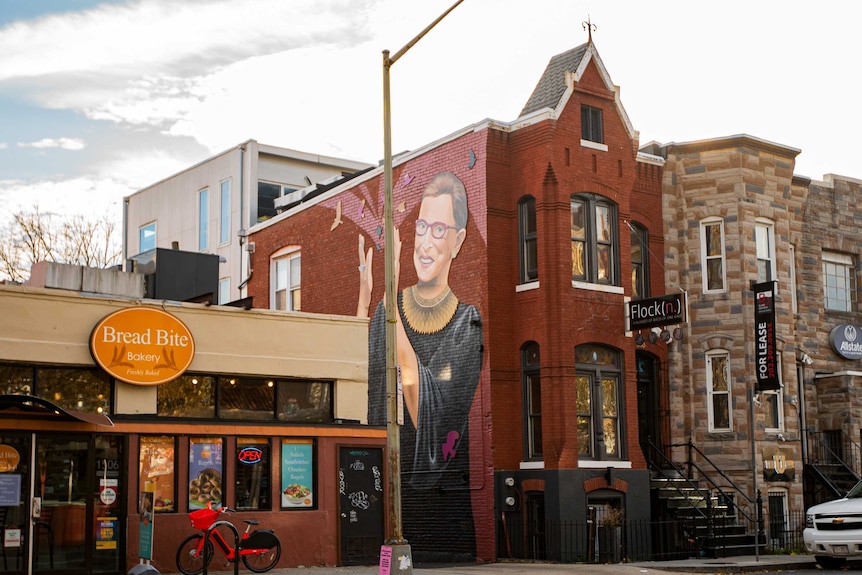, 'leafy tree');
0,207,122,283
